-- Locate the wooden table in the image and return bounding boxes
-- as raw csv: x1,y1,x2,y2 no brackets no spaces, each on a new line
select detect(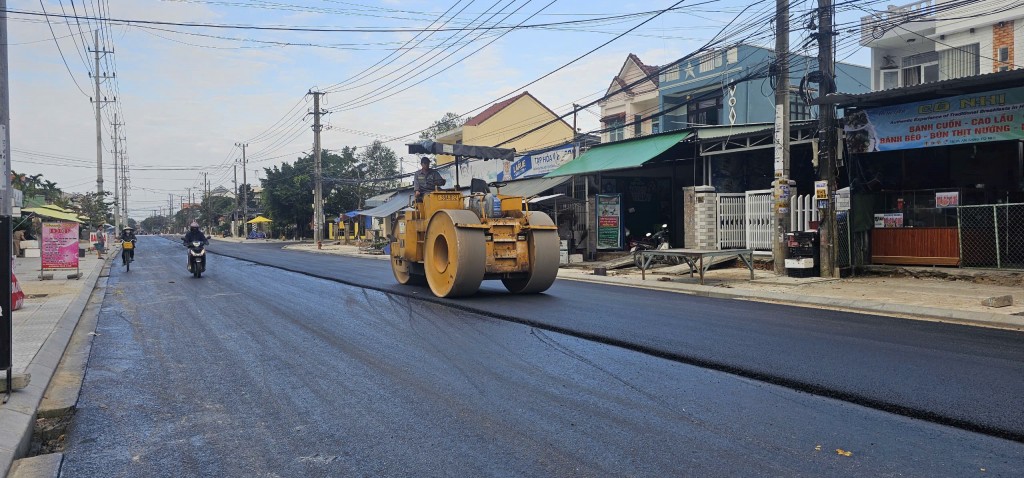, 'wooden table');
637,248,756,285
